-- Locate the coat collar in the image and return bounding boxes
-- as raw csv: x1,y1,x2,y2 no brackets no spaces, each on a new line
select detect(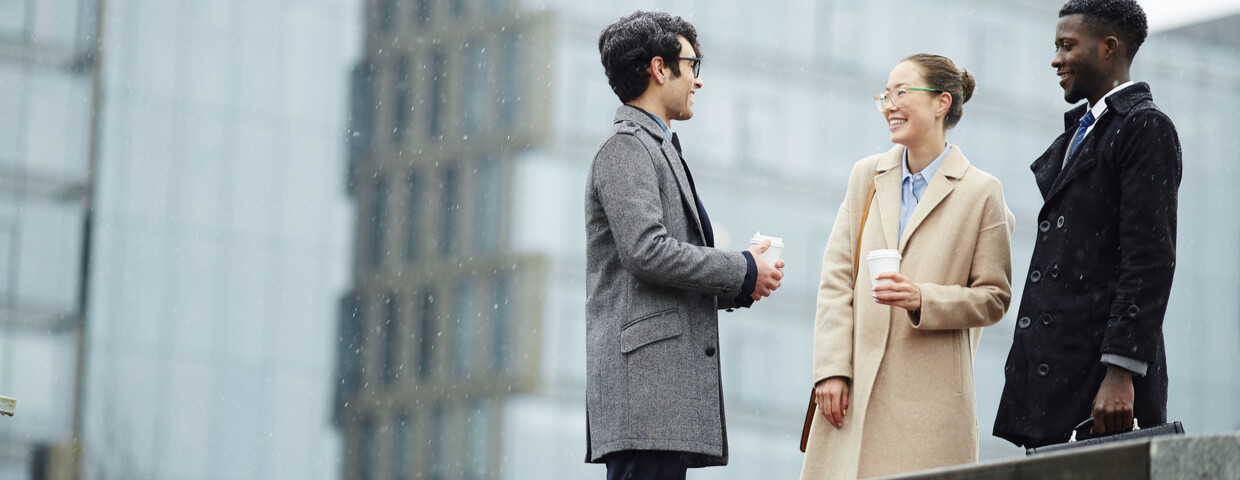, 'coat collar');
873,144,970,251
1034,82,1154,200
615,104,669,142
611,104,705,240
